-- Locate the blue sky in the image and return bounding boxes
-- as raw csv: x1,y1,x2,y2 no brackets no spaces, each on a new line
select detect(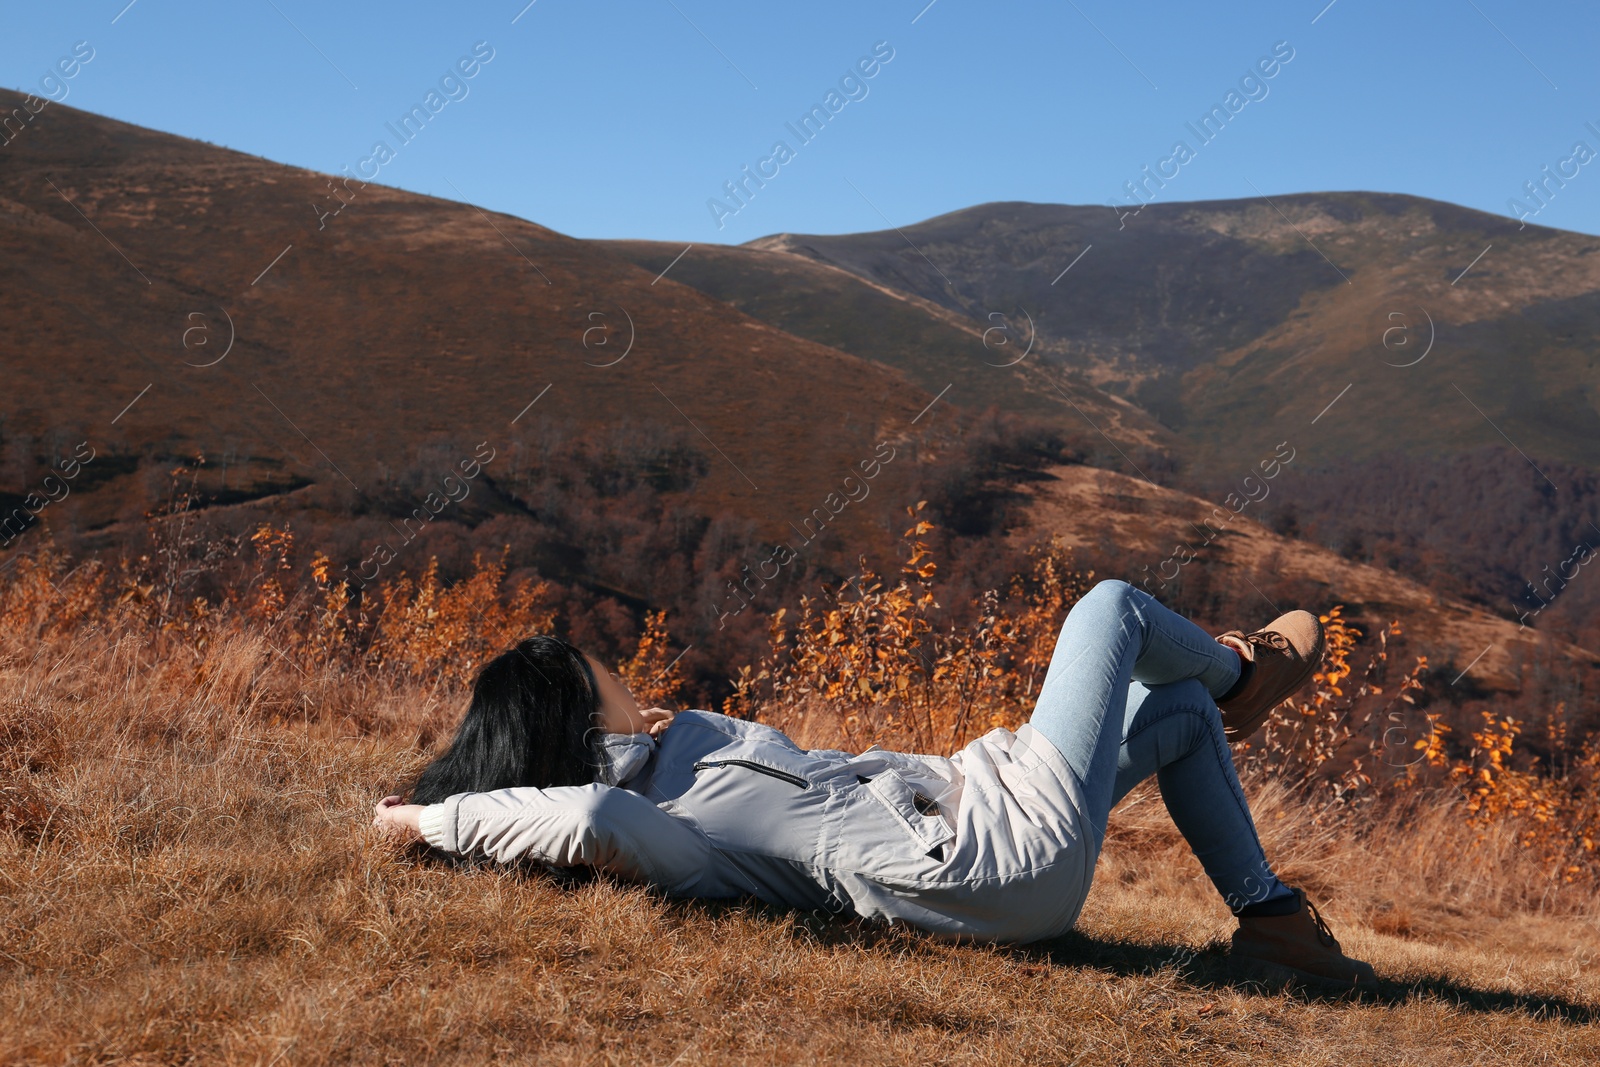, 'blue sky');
4,0,1599,243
